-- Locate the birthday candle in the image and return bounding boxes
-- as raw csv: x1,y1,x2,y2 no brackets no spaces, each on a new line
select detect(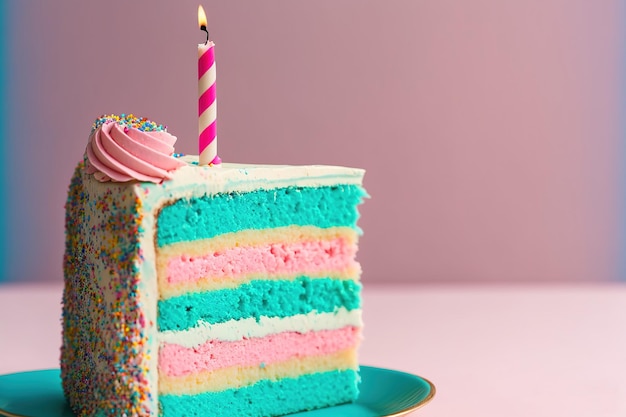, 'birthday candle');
198,5,220,165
